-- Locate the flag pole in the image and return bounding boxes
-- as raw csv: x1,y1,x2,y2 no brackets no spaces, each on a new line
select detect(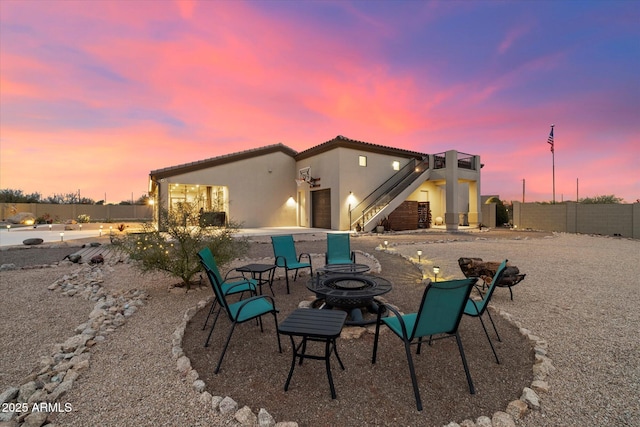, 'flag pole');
548,124,555,204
